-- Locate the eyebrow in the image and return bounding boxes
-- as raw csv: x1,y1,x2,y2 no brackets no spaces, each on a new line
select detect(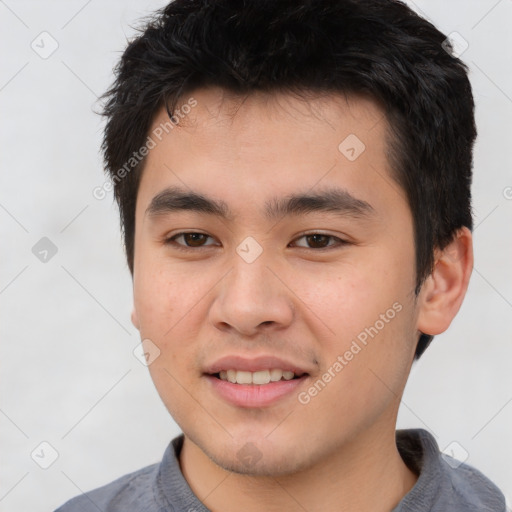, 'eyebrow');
145,185,375,222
